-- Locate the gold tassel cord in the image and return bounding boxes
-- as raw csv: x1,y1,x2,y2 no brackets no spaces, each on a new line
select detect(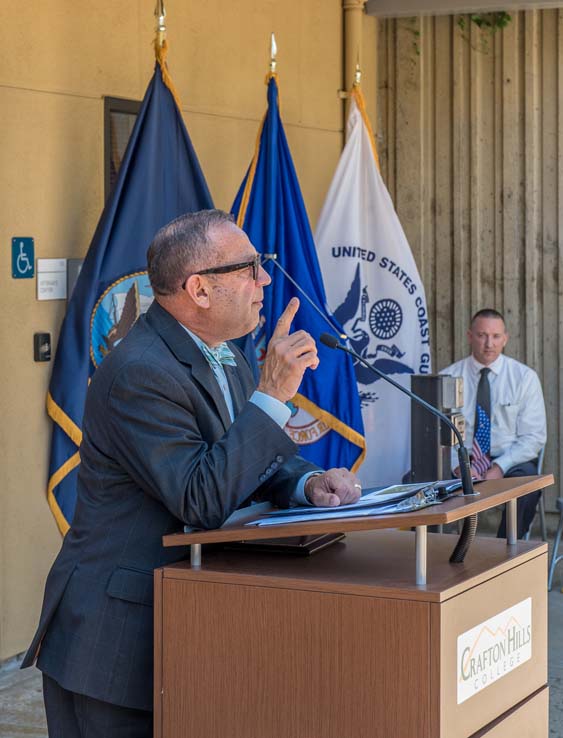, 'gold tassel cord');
351,85,381,172
153,38,183,112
